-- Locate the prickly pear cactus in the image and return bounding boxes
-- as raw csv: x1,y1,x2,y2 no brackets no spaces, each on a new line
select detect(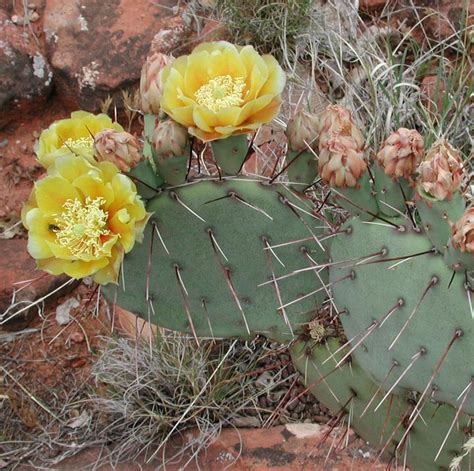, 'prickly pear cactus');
22,37,473,471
